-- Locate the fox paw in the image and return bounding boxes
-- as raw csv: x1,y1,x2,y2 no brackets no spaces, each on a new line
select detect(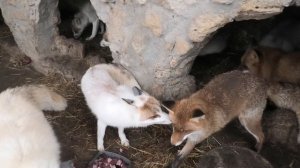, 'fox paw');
121,139,130,147
97,144,105,151
85,37,93,41
168,155,183,168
